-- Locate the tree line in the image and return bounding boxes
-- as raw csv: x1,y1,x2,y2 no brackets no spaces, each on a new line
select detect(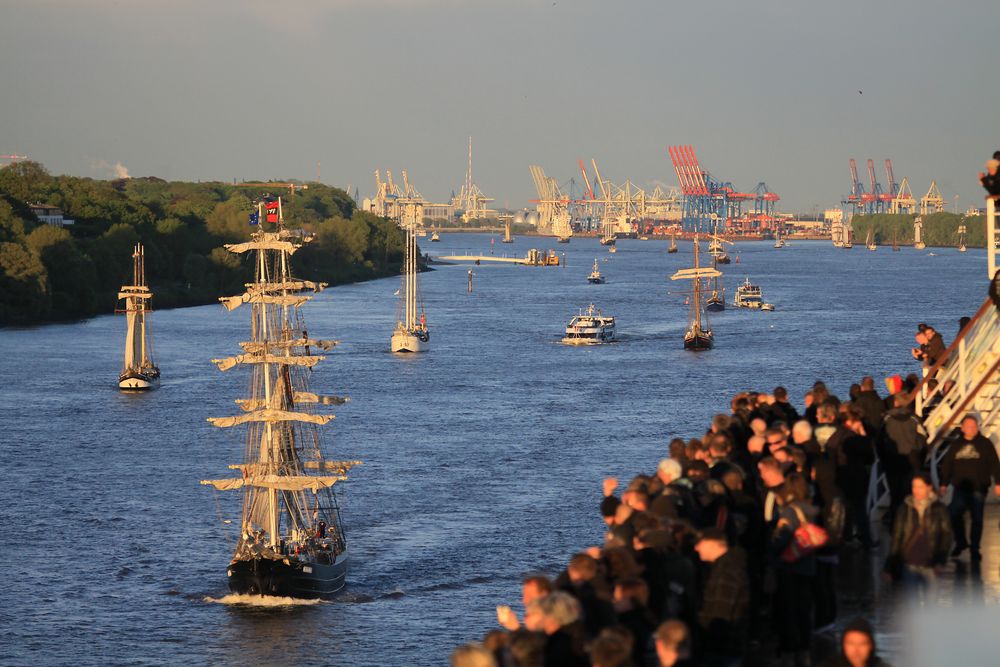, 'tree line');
0,161,406,326
848,212,987,247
